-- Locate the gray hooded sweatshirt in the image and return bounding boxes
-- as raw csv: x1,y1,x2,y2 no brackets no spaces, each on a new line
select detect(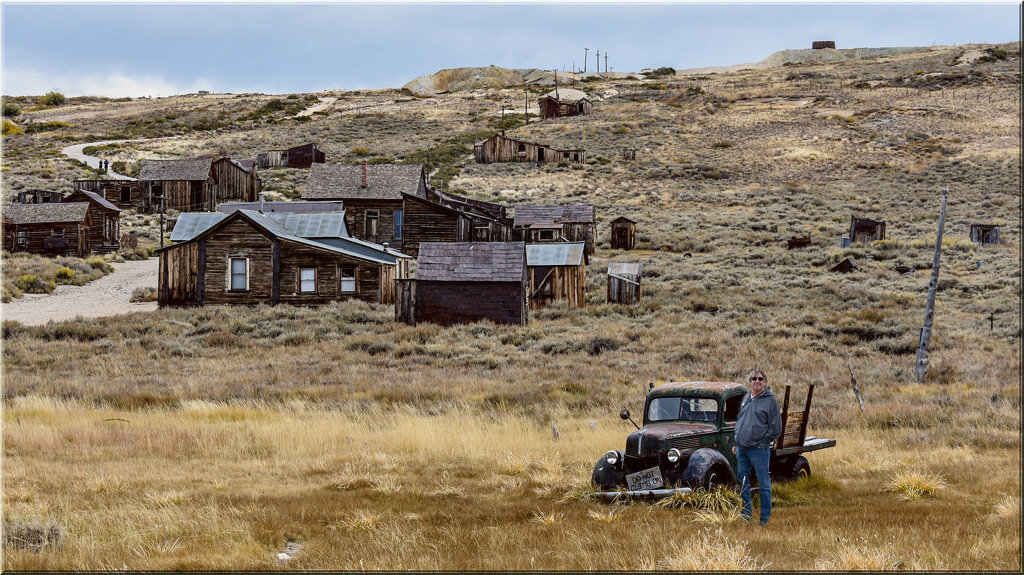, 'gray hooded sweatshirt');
734,387,782,449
